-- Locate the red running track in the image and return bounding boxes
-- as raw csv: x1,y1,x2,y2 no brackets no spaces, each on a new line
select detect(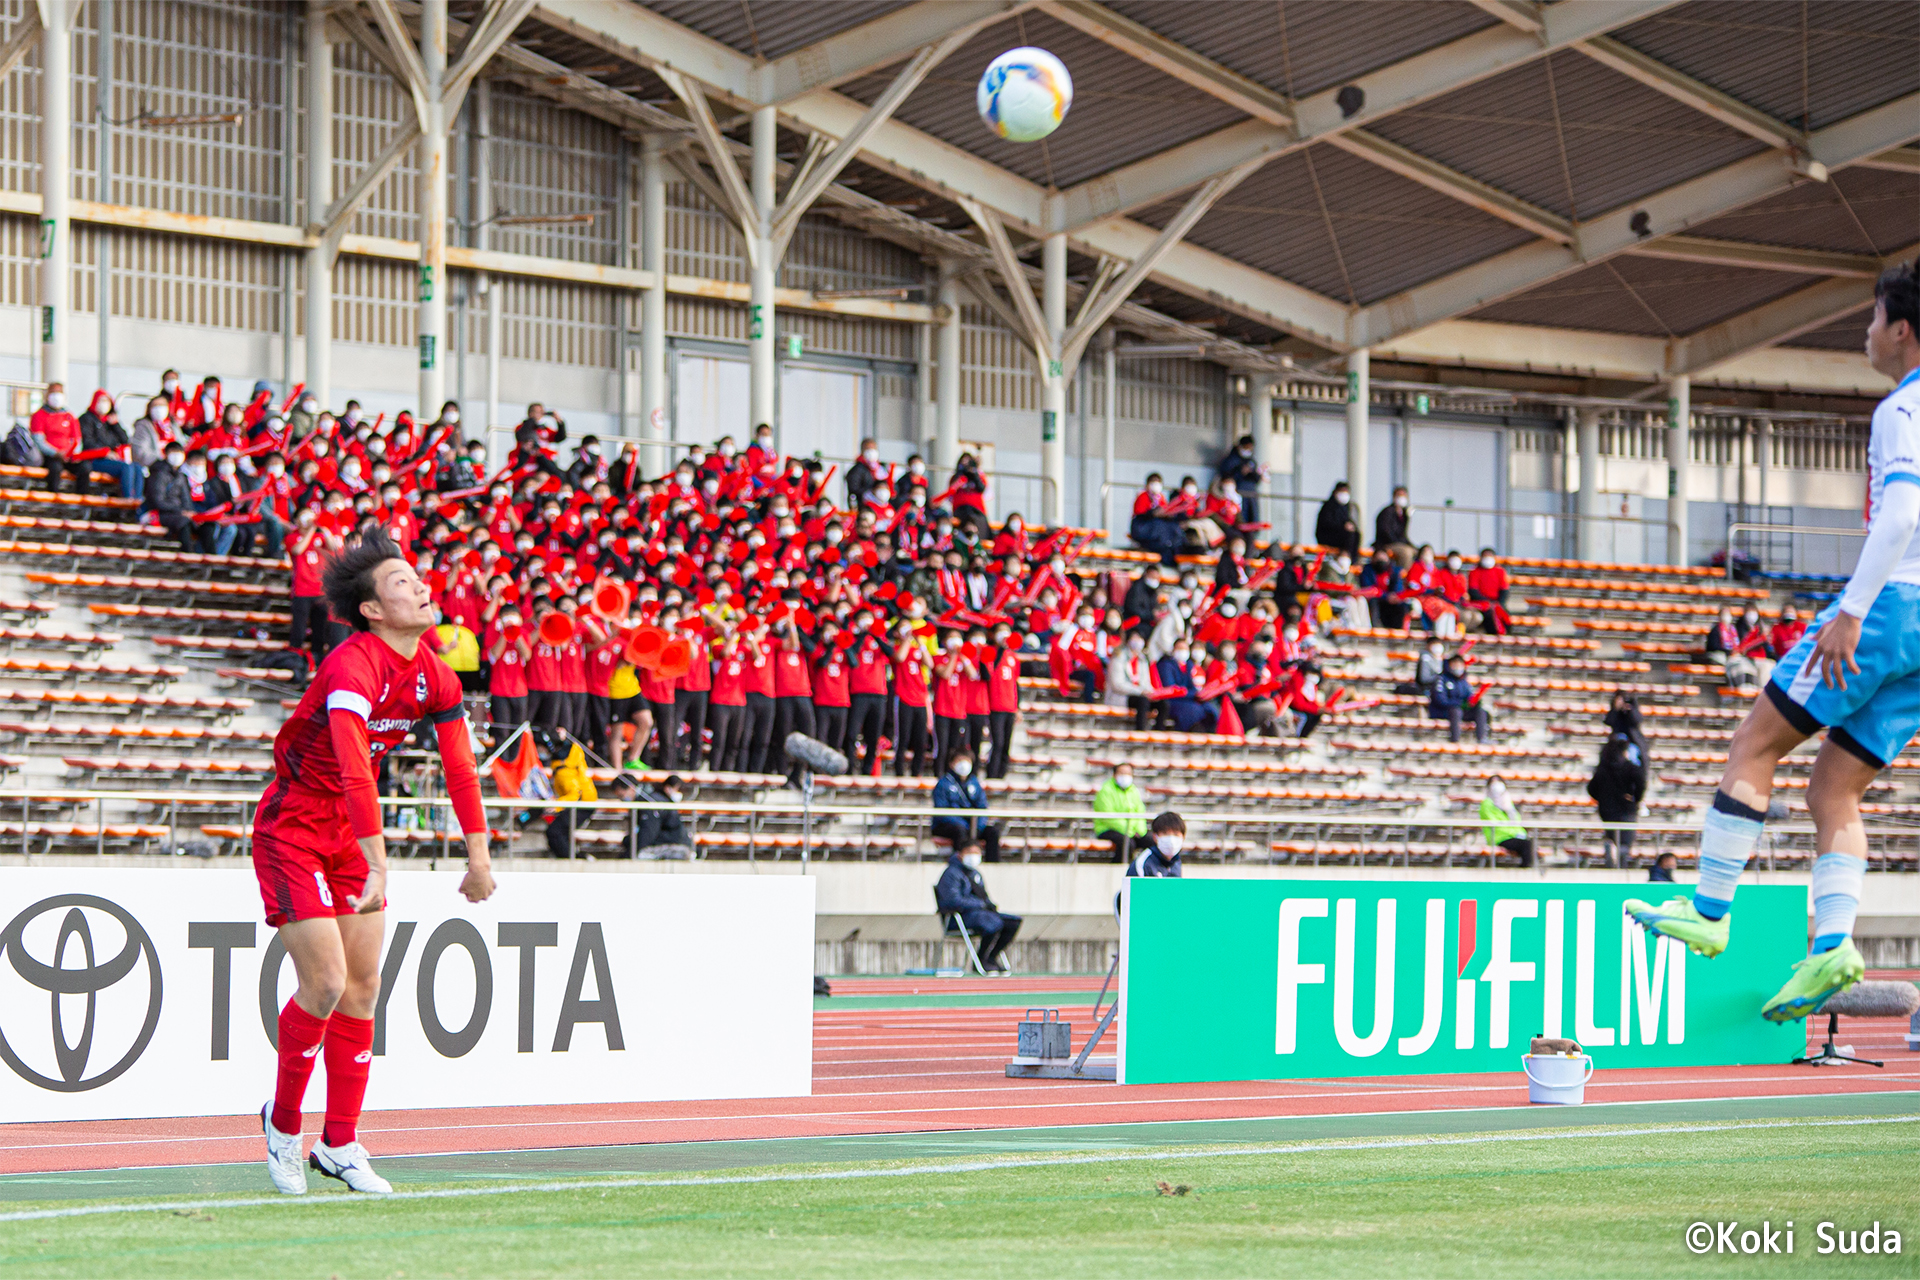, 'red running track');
3,997,1916,1176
